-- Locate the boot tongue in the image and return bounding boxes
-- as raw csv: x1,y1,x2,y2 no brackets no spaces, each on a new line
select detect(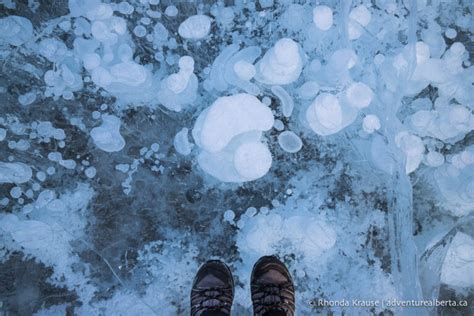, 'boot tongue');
197,274,226,288
259,269,287,284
